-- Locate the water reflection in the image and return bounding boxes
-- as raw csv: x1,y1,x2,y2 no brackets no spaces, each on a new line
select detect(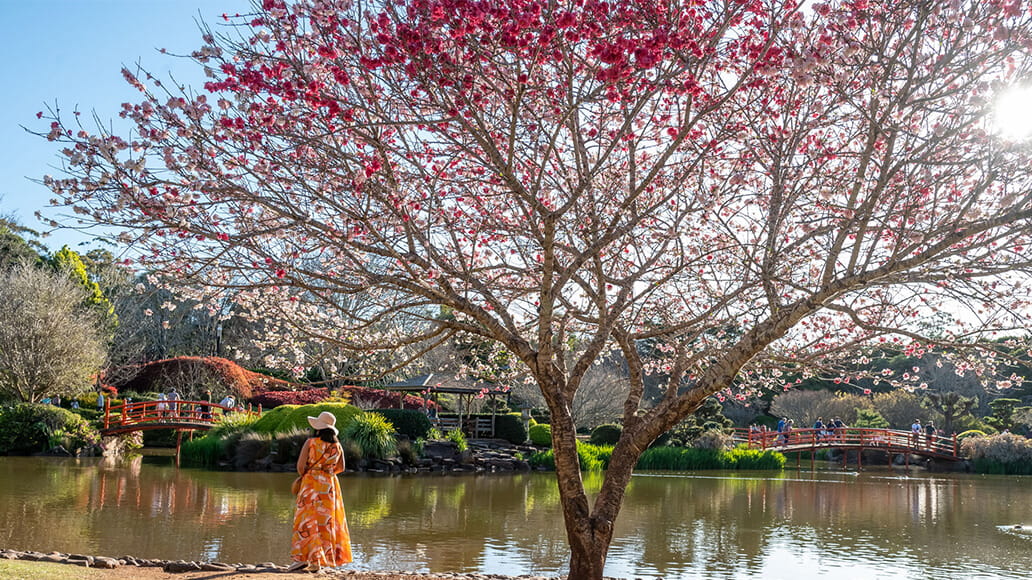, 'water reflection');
0,457,1029,579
